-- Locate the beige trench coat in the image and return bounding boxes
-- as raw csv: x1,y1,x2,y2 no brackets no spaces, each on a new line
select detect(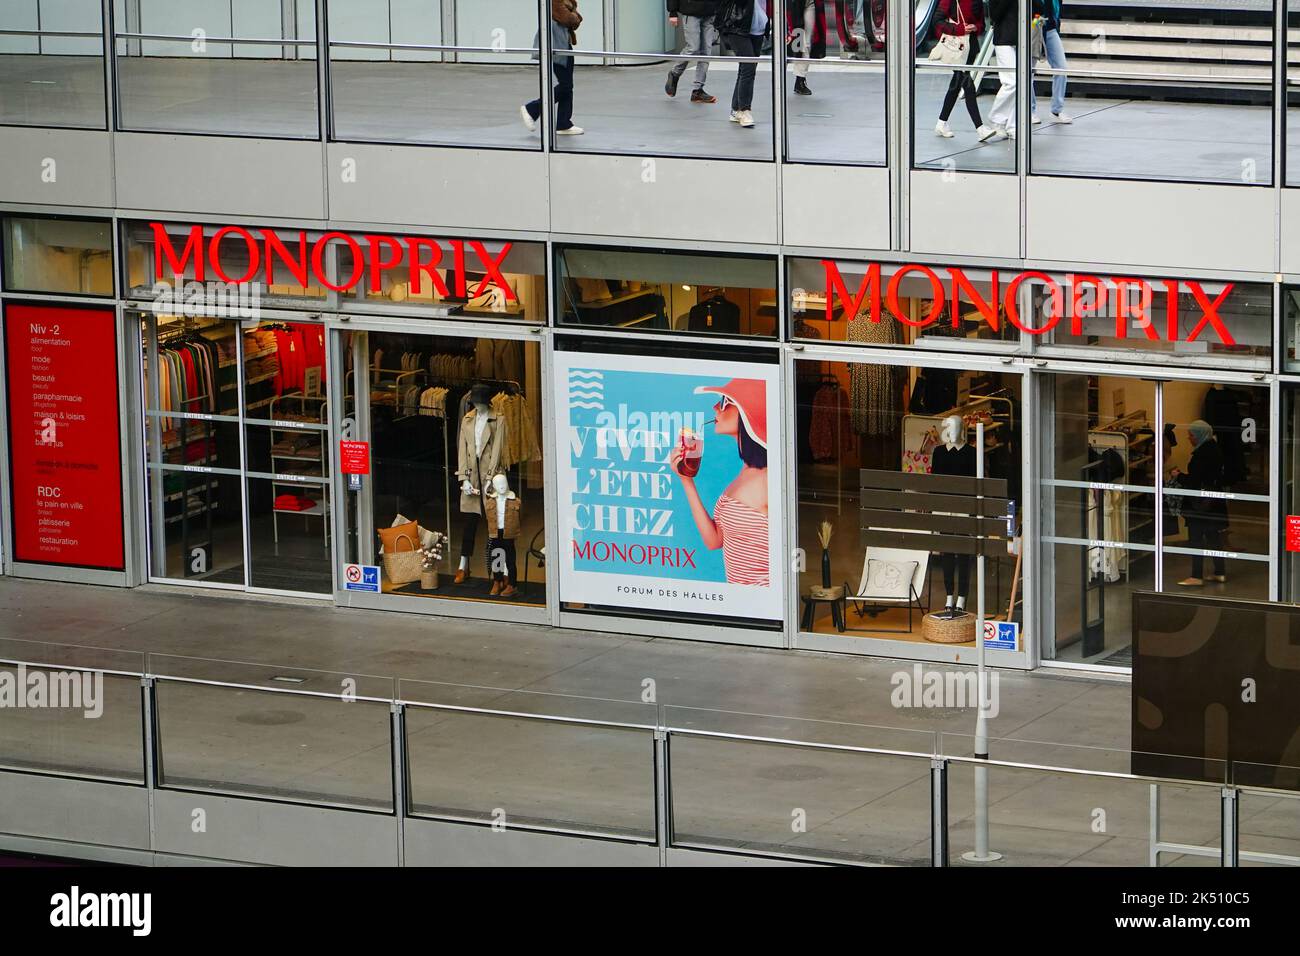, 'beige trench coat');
456,407,506,515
